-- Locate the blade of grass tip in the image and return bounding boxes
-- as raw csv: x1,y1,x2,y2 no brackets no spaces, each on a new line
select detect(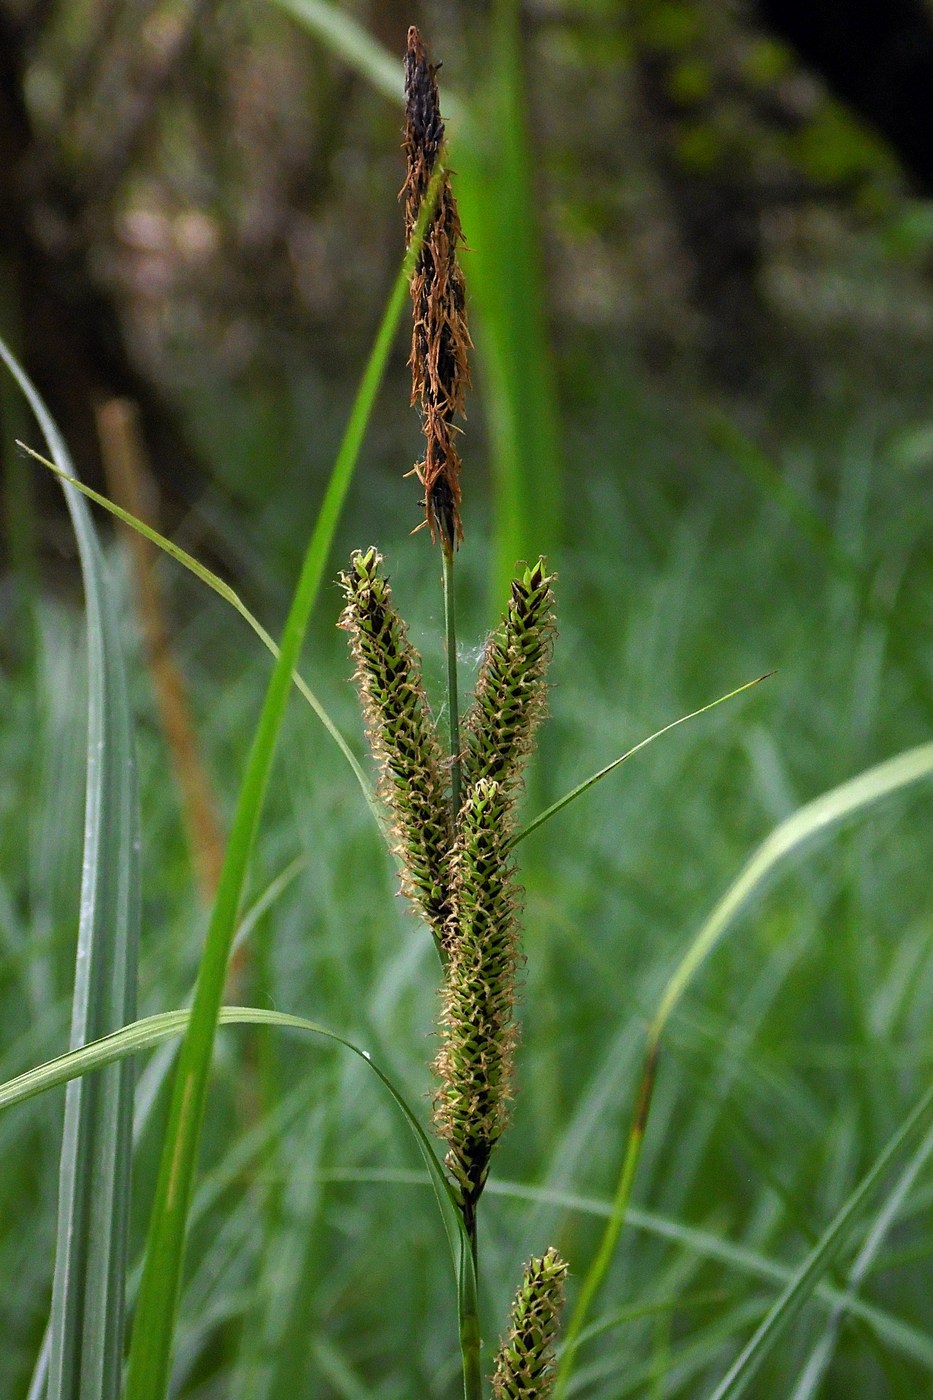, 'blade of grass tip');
0,335,141,1400
555,741,933,1400
18,442,384,841
788,1109,933,1400
707,1083,933,1400
513,674,772,848
123,177,448,1400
